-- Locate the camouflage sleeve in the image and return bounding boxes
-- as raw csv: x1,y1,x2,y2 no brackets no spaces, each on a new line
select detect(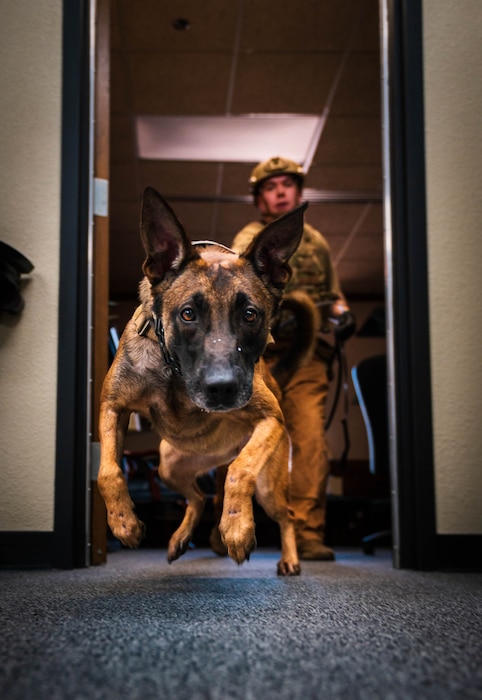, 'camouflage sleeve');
307,223,343,300
325,249,343,299
320,240,349,313
231,222,263,253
